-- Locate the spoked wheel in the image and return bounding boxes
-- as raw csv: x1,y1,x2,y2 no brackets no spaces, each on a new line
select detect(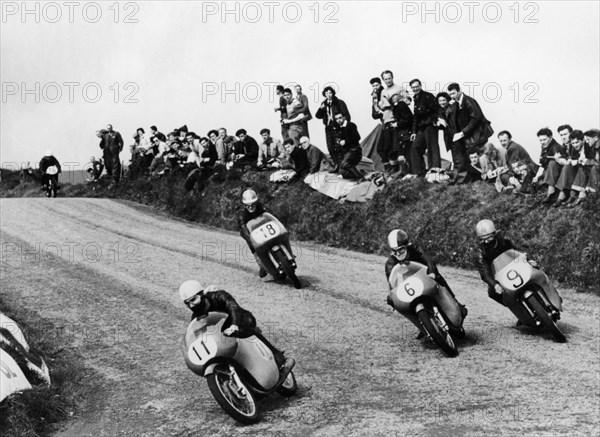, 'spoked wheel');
276,370,298,397
273,250,302,289
526,294,566,343
417,308,458,357
206,363,260,424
